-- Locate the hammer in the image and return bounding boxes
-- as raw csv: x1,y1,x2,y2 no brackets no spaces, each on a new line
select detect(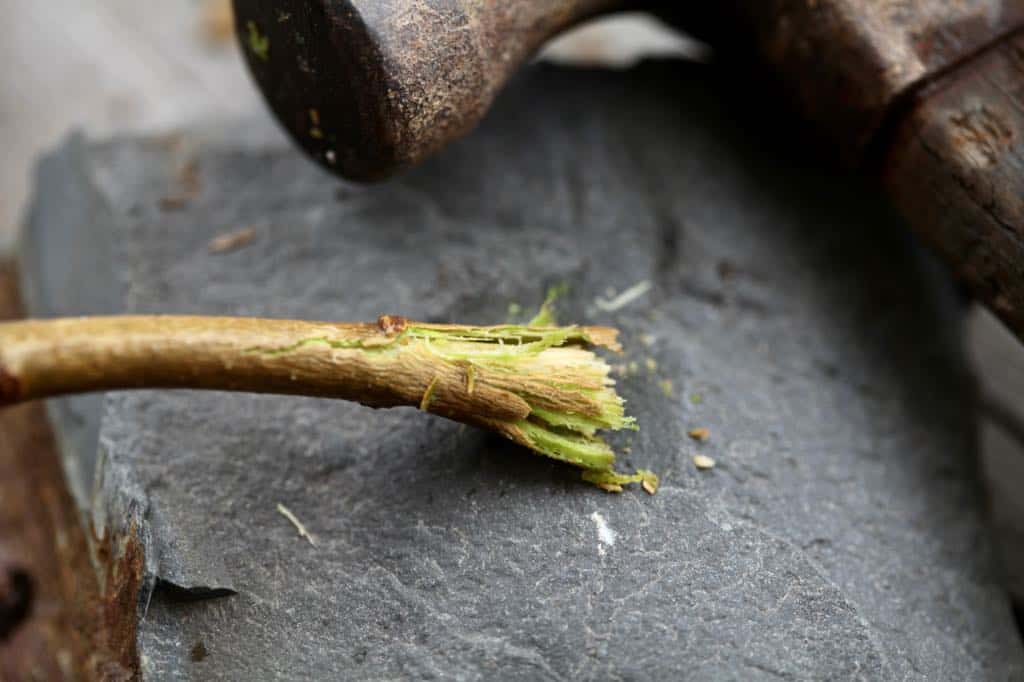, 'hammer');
233,1,1024,343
